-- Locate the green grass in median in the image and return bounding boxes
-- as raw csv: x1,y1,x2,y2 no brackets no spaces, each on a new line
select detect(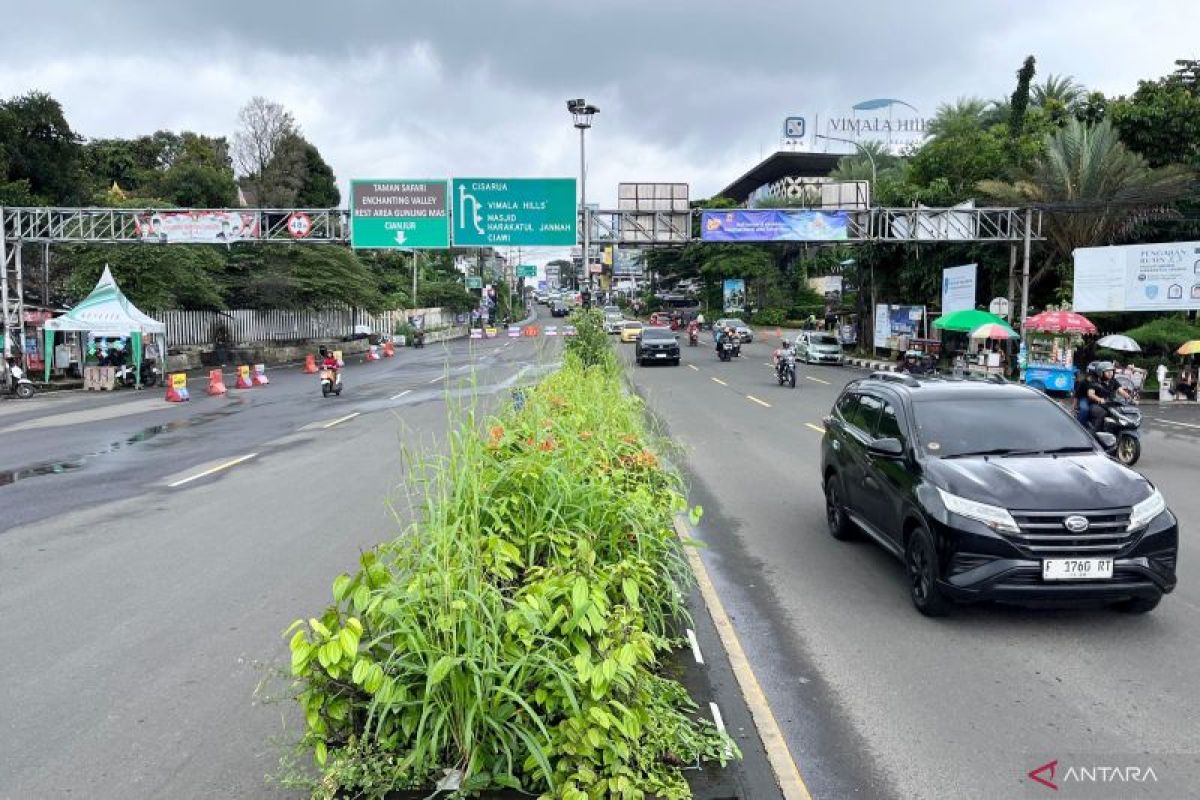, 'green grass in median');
280,309,737,799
